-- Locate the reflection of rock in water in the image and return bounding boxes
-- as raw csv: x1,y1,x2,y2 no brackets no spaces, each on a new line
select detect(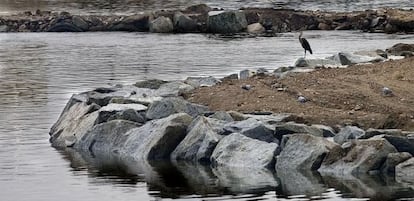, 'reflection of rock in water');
276,169,326,197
